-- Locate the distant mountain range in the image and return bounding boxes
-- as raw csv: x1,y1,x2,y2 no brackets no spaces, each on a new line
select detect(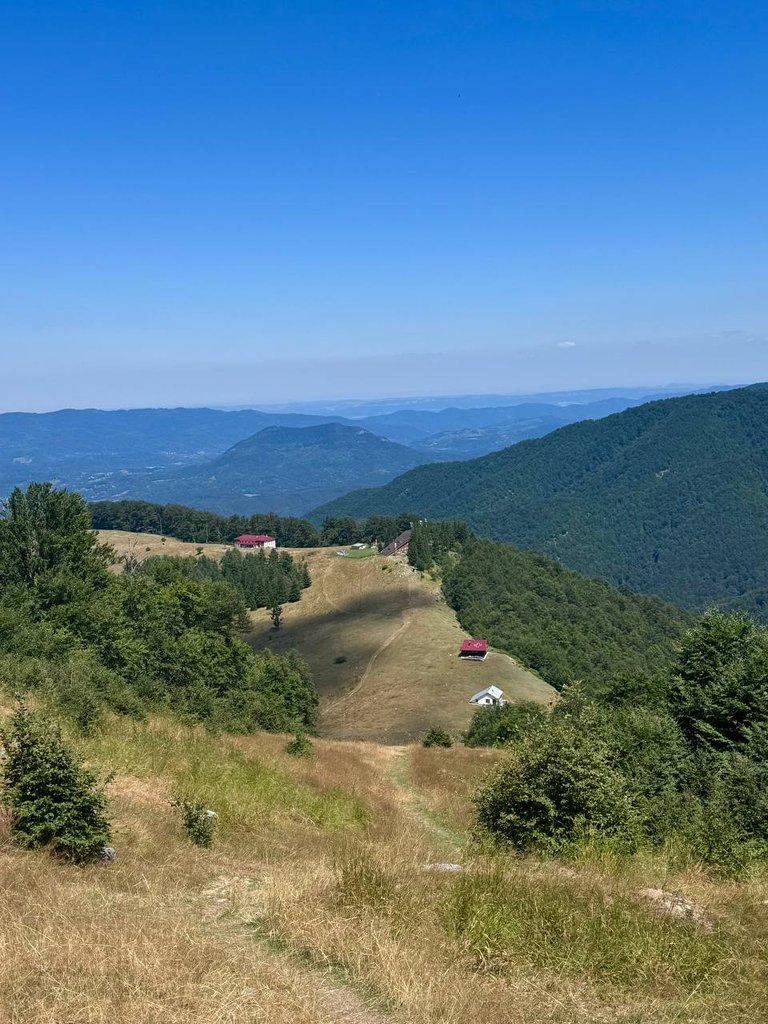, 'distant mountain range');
97,423,429,516
314,383,768,619
0,387,717,513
